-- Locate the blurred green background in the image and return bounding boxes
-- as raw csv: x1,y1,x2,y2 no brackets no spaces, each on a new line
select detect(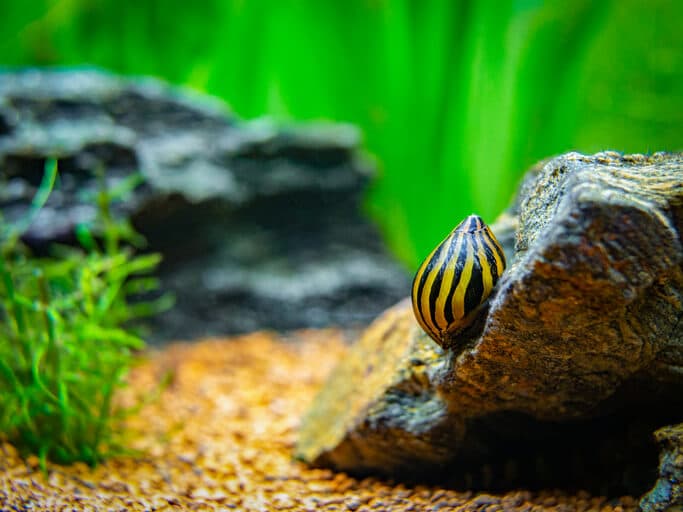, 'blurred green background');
2,0,682,268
